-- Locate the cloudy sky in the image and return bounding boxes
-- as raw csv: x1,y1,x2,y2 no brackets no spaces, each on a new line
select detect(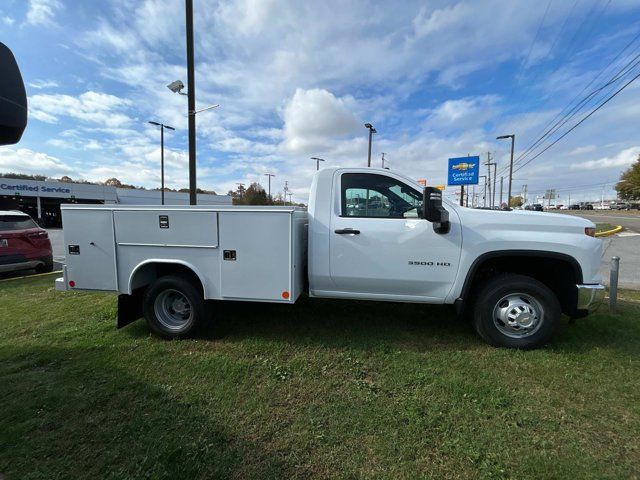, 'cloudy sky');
1,0,640,203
